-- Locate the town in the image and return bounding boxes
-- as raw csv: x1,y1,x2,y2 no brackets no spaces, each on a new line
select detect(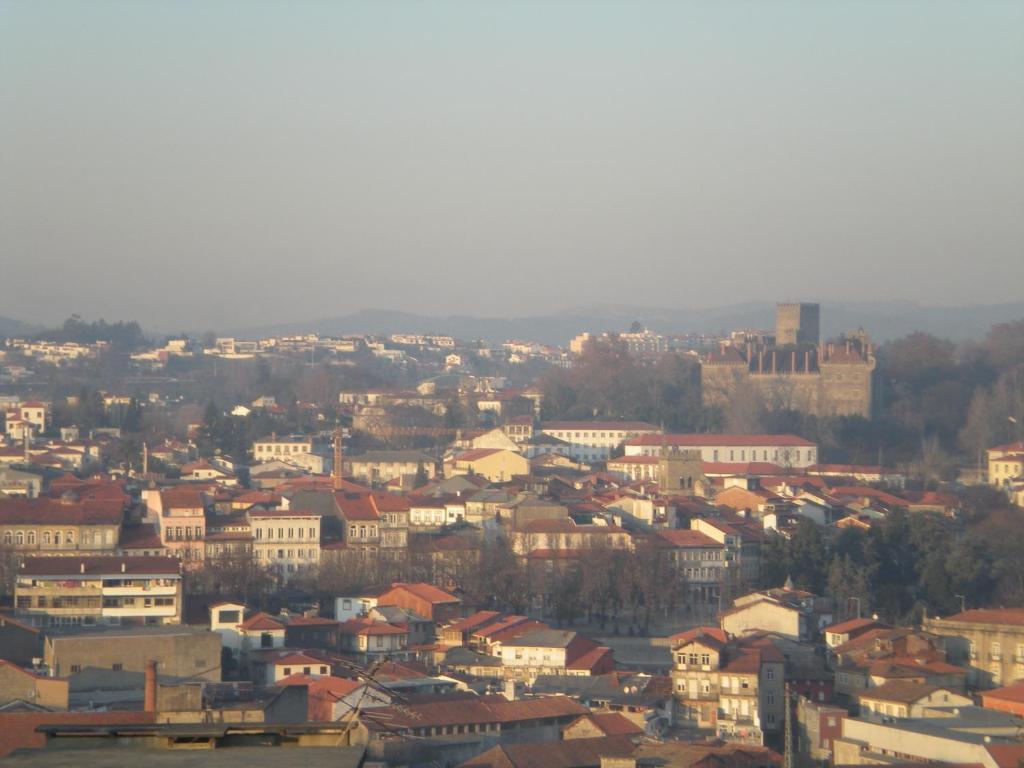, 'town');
0,301,1023,768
